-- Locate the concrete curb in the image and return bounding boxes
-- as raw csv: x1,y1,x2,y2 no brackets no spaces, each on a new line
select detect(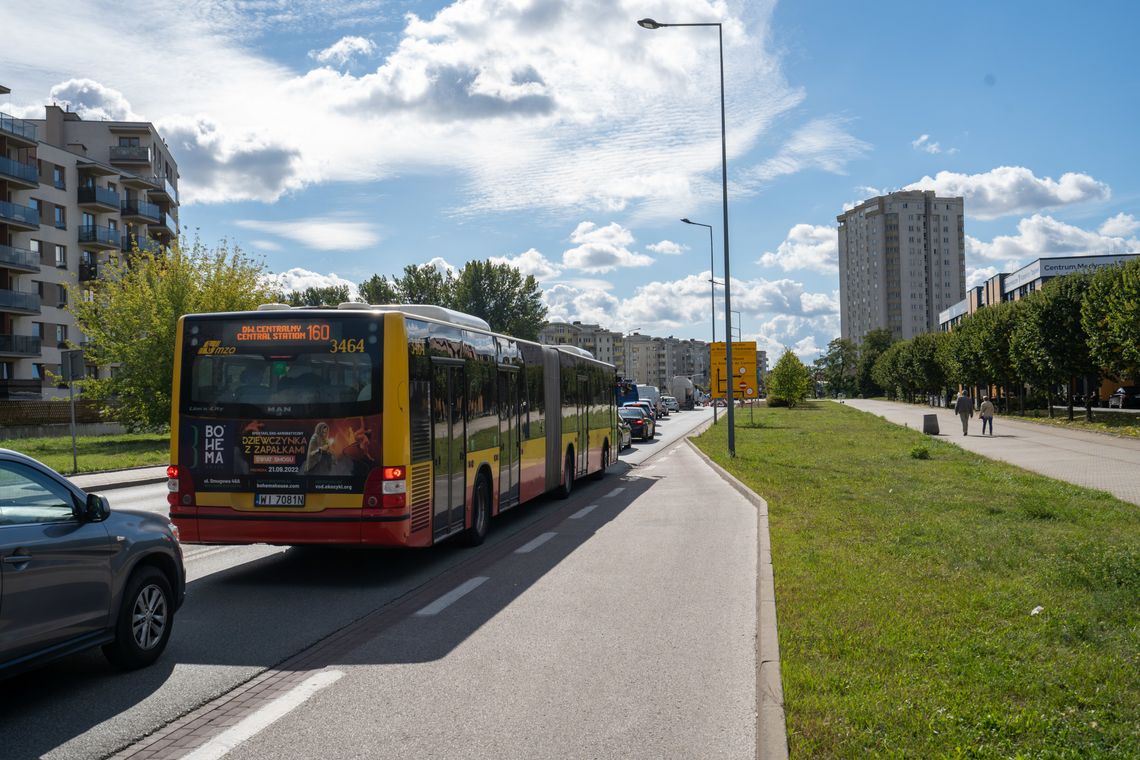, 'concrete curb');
684,422,789,760
82,474,168,492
